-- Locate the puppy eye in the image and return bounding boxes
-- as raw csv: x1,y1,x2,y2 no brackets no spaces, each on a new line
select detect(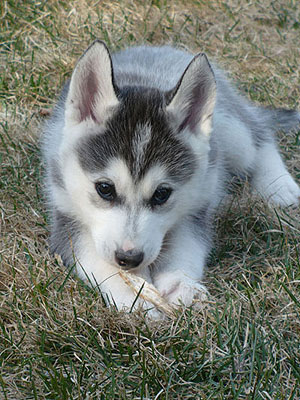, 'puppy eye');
95,182,116,201
150,187,172,206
